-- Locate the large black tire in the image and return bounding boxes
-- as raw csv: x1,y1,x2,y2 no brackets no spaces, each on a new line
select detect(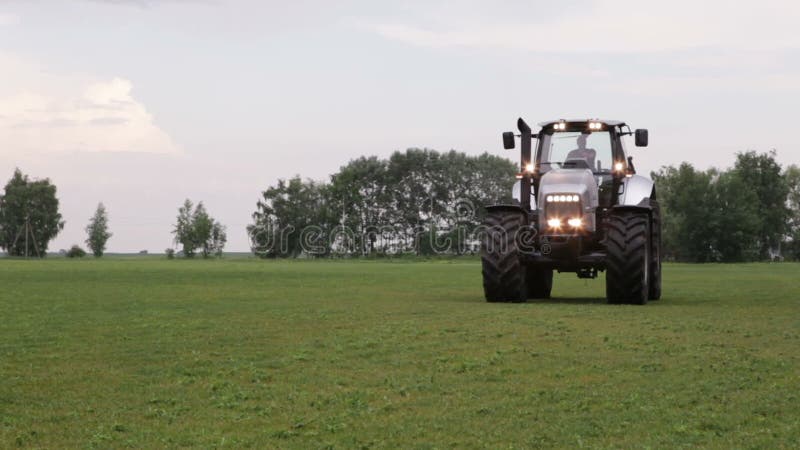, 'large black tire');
527,268,553,299
481,210,527,303
606,210,650,305
649,201,662,301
